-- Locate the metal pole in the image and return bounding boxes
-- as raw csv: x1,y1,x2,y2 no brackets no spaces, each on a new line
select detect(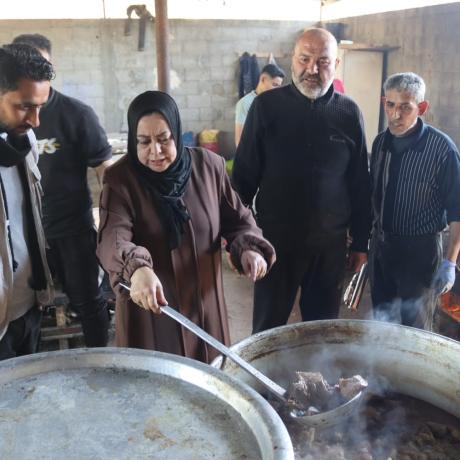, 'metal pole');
378,50,388,133
155,0,170,93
